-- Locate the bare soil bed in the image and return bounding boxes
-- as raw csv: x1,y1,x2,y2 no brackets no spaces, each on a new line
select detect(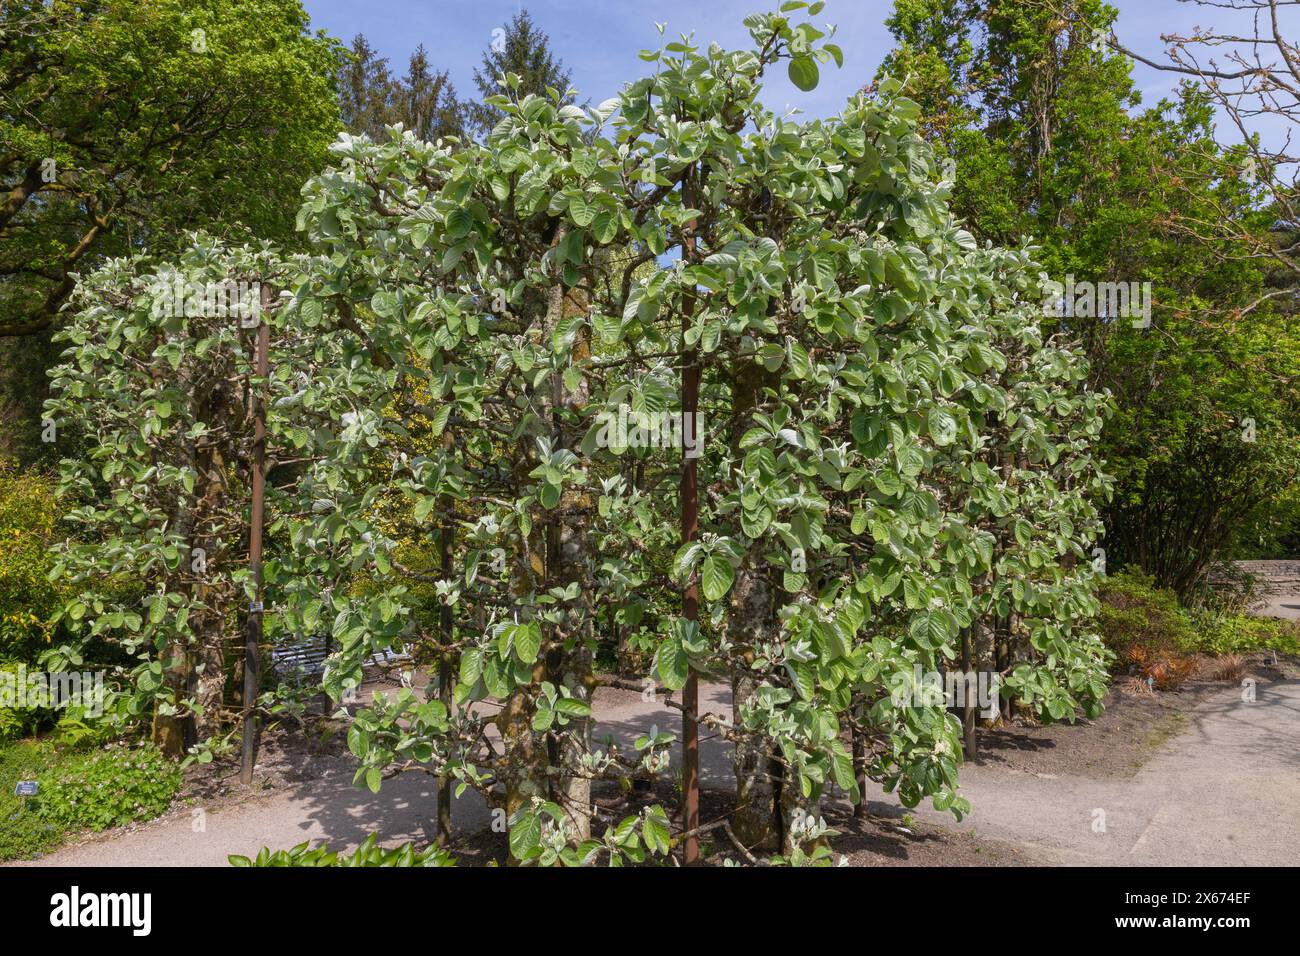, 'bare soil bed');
437,778,1033,866
178,717,355,809
971,650,1298,780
